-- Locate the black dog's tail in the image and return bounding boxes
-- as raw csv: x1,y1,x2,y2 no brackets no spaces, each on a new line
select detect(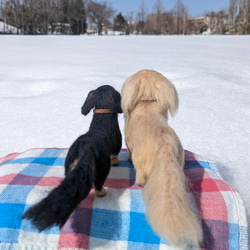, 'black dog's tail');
22,153,93,232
